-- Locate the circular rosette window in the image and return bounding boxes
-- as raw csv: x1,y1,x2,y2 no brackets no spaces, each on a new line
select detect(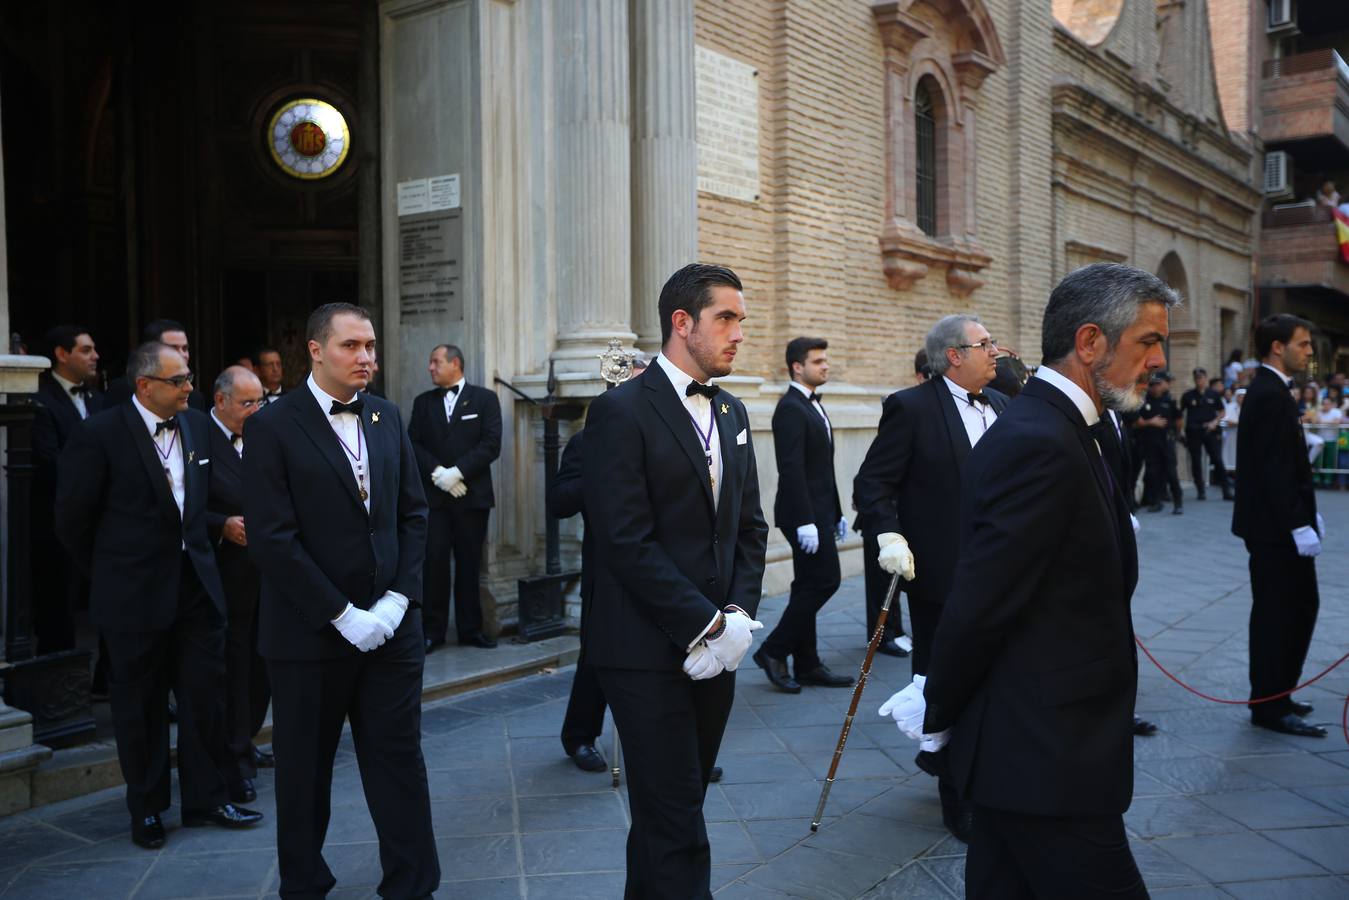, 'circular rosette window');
267,98,351,180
